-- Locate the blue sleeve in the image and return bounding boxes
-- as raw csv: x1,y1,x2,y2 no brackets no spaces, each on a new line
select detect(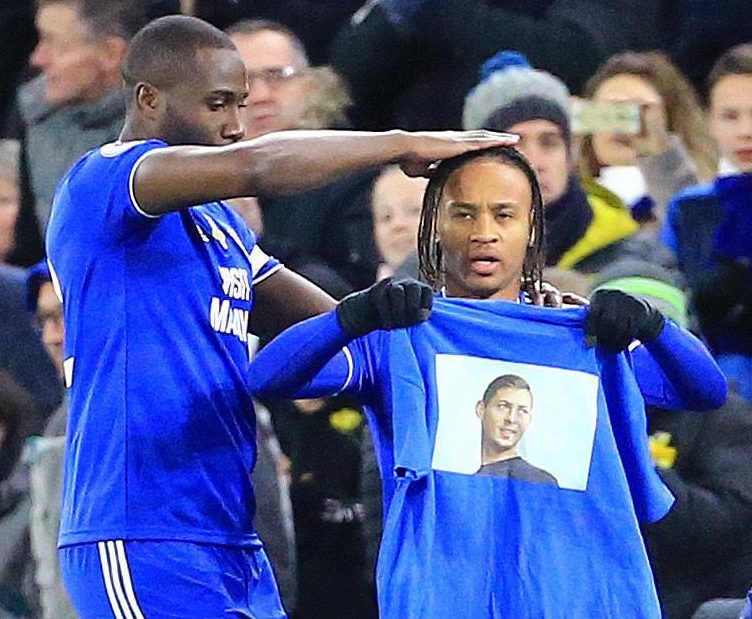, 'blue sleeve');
631,319,727,411
248,311,373,399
